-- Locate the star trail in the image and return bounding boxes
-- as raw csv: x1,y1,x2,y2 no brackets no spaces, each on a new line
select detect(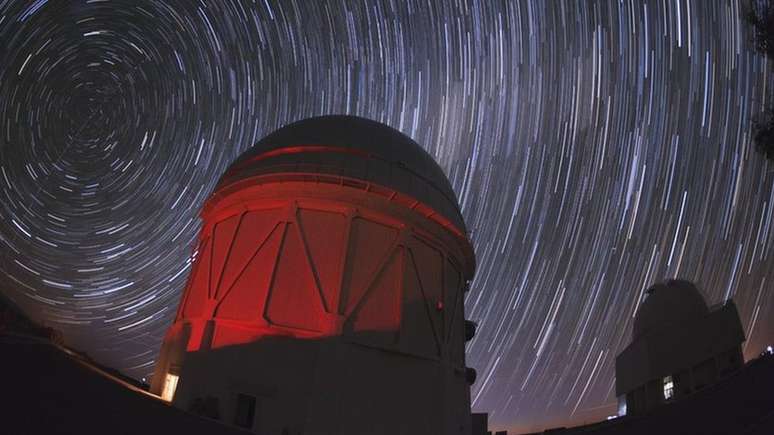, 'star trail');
0,0,772,431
